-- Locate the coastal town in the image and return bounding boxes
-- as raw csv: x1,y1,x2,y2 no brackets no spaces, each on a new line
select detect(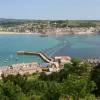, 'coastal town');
1,0,100,99
0,19,100,35
0,50,100,79
0,51,72,78
0,19,100,78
